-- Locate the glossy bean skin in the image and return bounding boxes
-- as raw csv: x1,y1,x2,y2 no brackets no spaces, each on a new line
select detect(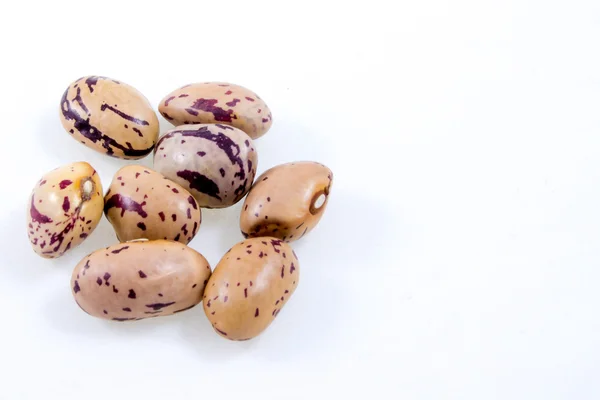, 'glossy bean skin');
71,240,211,321
104,165,201,244
27,162,103,258
203,237,299,340
59,76,159,159
240,162,333,242
158,82,272,139
153,124,258,208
